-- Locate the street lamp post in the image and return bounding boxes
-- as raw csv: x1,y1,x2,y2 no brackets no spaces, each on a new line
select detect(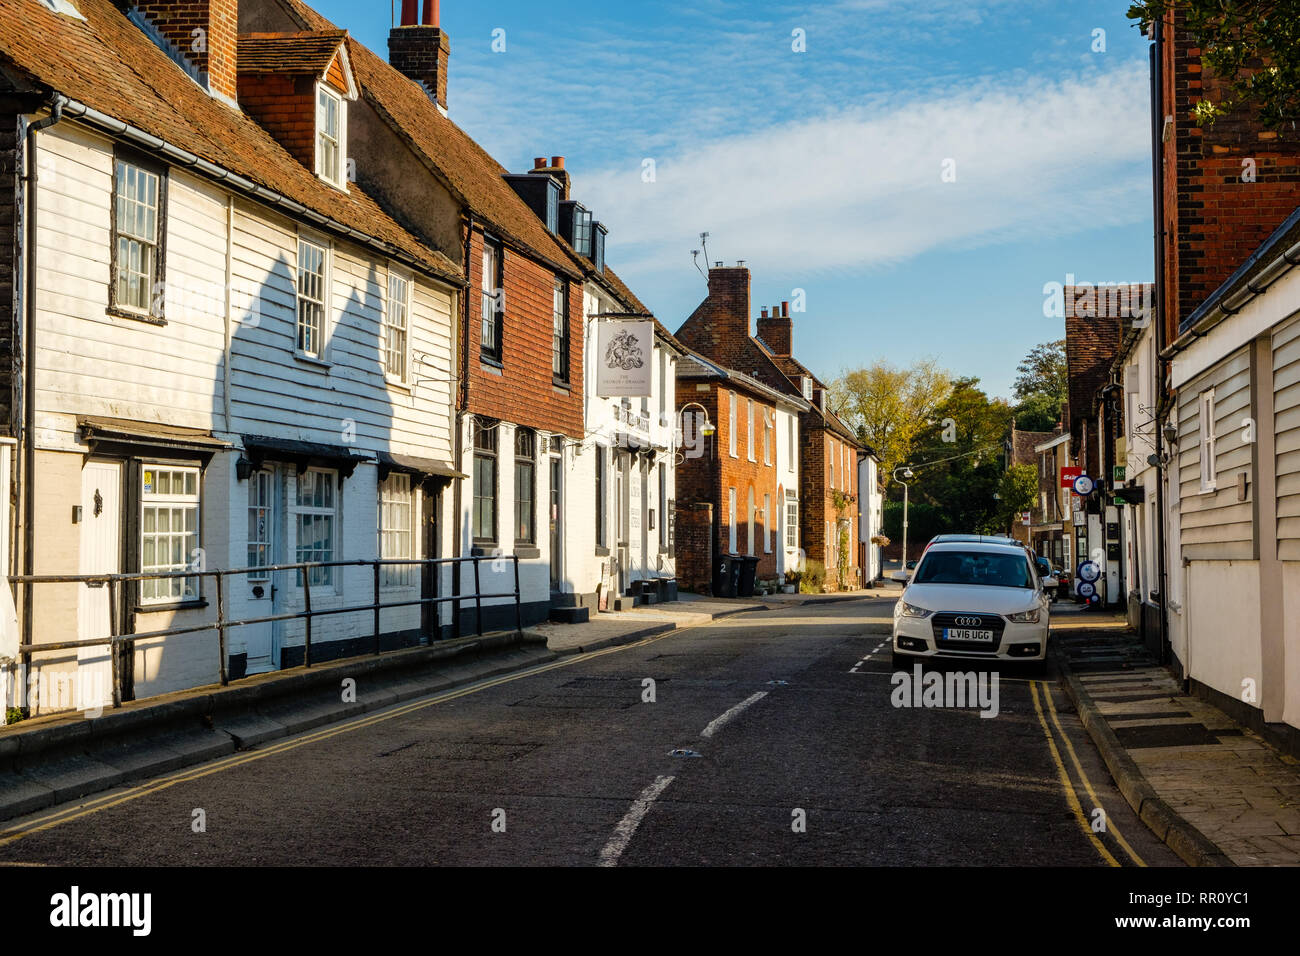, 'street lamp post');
675,402,716,463
893,466,914,573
